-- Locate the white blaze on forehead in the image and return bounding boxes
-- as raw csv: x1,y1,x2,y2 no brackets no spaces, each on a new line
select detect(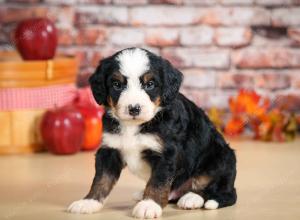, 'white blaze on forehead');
116,48,149,78
113,48,159,122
